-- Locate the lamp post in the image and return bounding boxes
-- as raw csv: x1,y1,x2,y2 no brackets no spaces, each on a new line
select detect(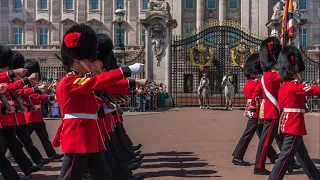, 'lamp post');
113,5,126,66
